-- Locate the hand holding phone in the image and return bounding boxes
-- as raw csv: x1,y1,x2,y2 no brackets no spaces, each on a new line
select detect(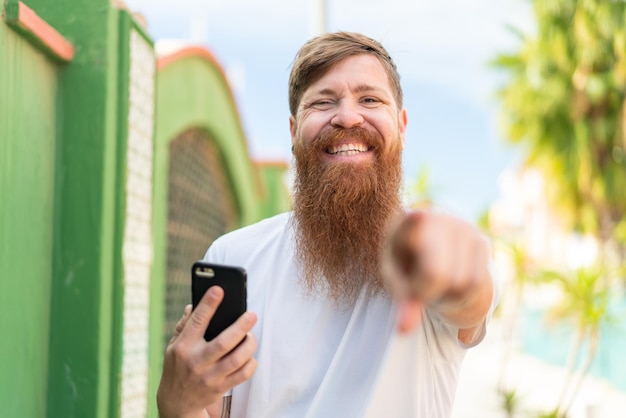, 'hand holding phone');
158,265,256,418
191,261,247,341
